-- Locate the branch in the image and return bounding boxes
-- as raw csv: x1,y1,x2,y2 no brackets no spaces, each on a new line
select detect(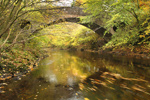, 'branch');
17,0,58,13
0,6,64,38
131,8,139,24
5,32,55,50
0,29,11,49
137,0,140,9
123,7,139,24
0,0,22,38
17,7,68,18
